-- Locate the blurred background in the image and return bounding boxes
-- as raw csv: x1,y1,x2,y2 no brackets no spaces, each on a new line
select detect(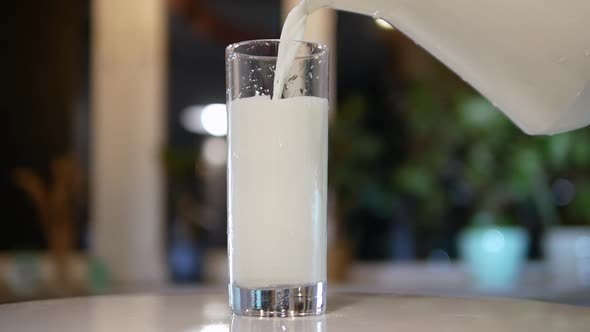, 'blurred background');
2,0,590,306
